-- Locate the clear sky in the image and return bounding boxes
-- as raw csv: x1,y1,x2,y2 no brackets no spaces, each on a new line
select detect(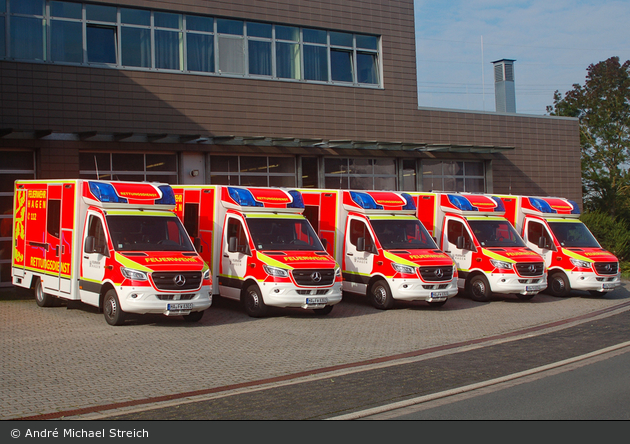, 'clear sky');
414,0,630,115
